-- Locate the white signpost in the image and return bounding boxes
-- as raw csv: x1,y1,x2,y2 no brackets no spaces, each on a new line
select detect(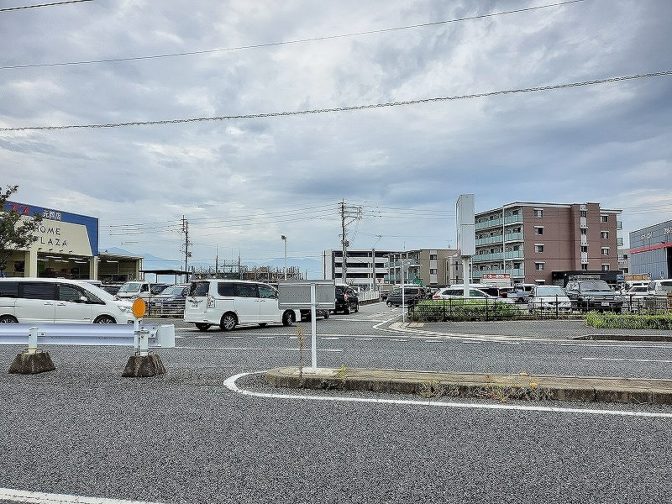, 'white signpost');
278,280,336,370
457,194,475,299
